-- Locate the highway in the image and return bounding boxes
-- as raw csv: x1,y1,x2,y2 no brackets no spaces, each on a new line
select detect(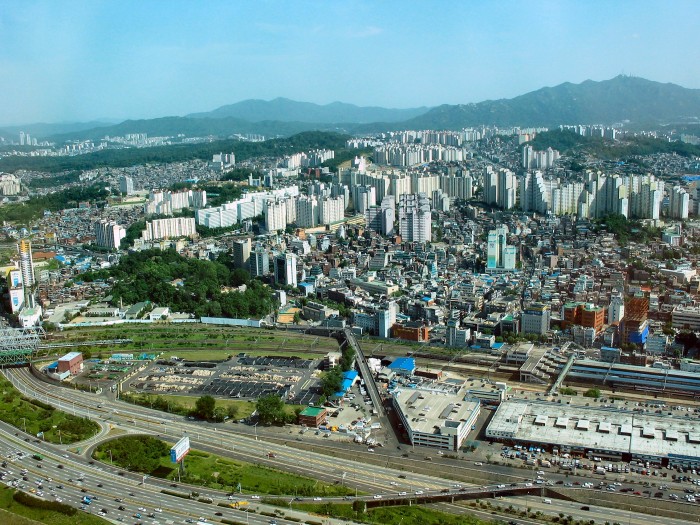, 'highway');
4,366,700,524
